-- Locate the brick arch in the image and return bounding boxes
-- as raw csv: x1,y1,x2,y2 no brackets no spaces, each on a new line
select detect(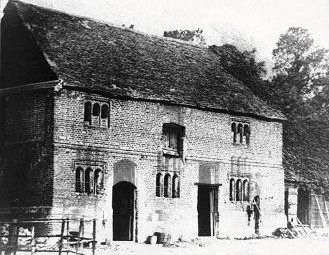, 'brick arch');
113,159,137,186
